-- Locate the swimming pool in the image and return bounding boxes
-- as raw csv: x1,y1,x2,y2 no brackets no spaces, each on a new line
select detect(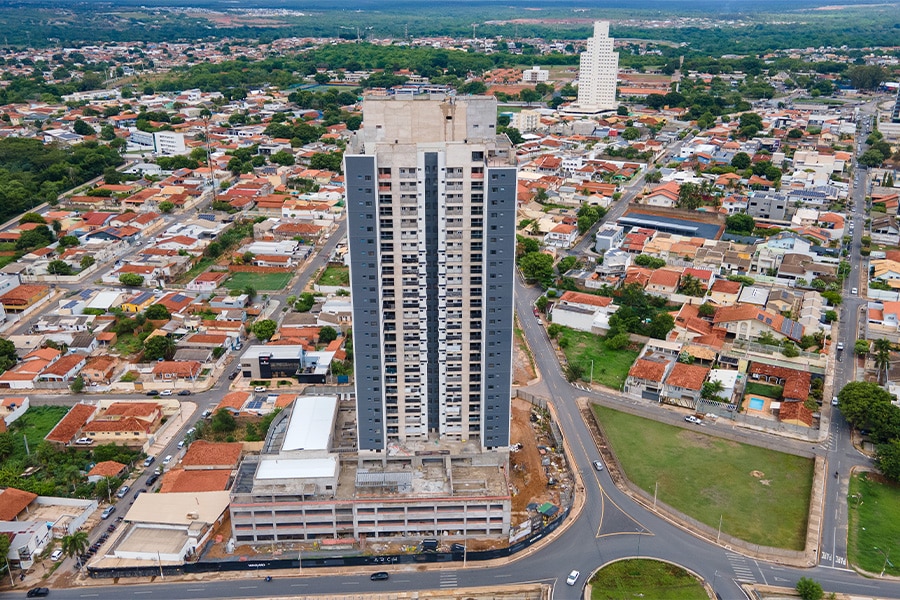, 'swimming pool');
748,397,765,411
